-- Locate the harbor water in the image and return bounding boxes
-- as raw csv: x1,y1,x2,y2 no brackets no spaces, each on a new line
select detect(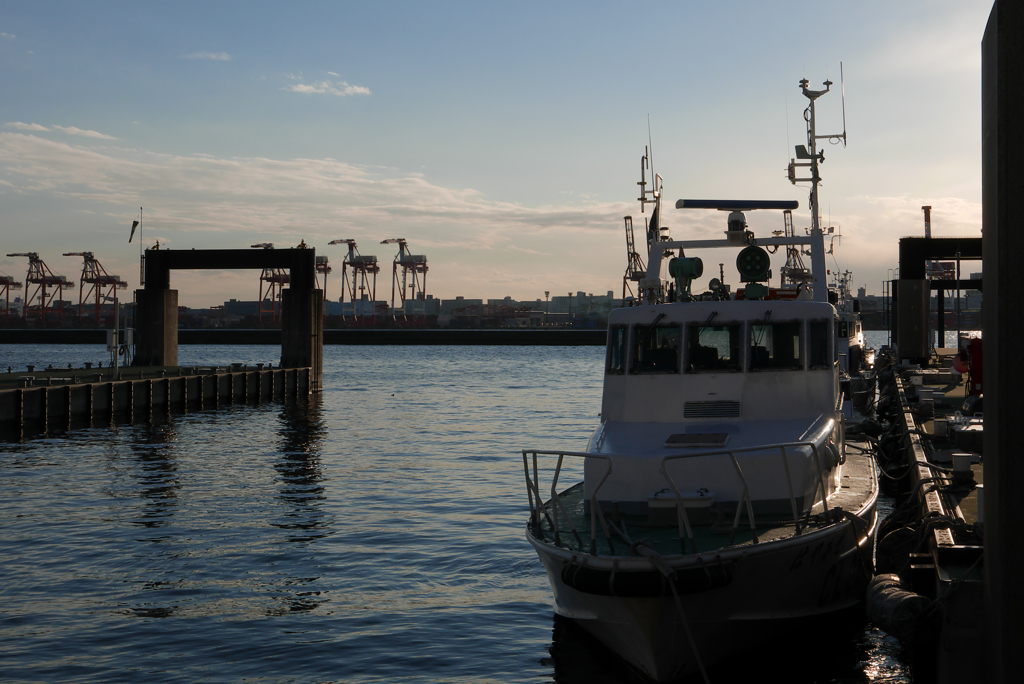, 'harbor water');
1,344,910,683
